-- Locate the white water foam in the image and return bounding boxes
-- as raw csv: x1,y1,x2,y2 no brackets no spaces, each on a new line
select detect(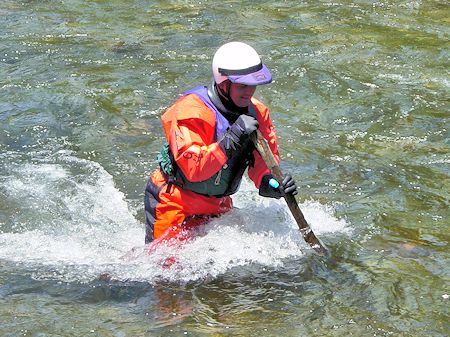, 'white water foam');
0,151,350,284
